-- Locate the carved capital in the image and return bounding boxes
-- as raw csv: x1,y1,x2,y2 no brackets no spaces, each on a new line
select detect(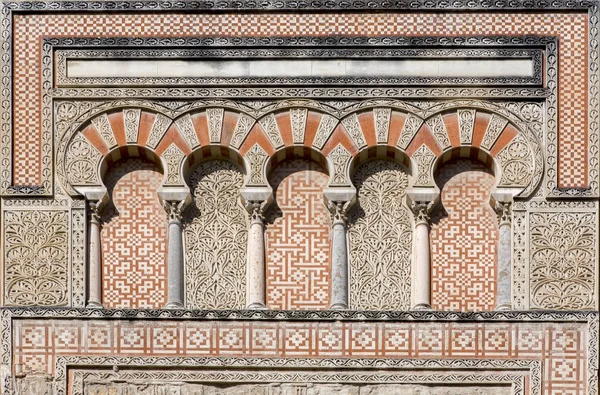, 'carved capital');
327,201,350,226
162,200,186,223
495,201,512,226
245,200,267,224
87,200,104,225
411,201,434,226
